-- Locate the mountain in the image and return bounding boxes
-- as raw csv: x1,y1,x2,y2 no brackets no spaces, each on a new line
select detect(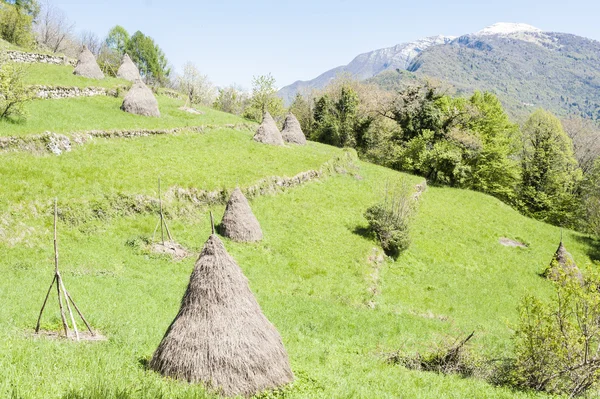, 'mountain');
277,35,454,105
282,23,600,120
